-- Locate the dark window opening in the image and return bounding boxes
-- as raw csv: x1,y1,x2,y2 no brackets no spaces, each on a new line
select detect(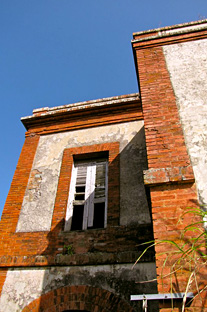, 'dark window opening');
71,205,84,231
65,158,108,231
88,202,105,229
